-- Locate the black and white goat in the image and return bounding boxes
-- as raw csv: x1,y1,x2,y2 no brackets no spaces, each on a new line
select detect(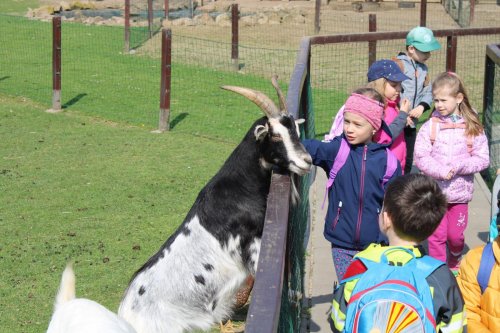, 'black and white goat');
118,77,312,333
47,264,137,333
